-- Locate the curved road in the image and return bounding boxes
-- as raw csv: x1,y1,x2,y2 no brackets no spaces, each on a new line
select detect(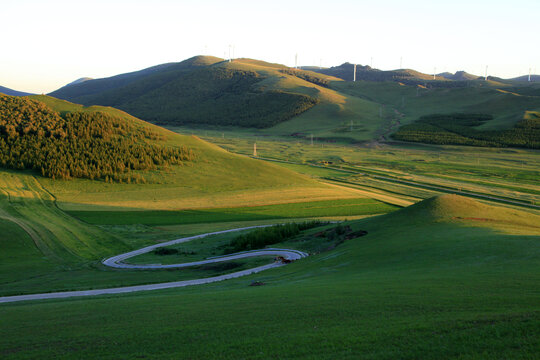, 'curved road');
0,226,308,304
